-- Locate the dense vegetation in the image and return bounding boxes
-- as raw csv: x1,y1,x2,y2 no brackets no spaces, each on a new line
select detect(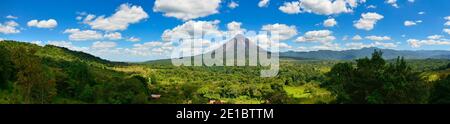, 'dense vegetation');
0,41,147,104
0,40,449,104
